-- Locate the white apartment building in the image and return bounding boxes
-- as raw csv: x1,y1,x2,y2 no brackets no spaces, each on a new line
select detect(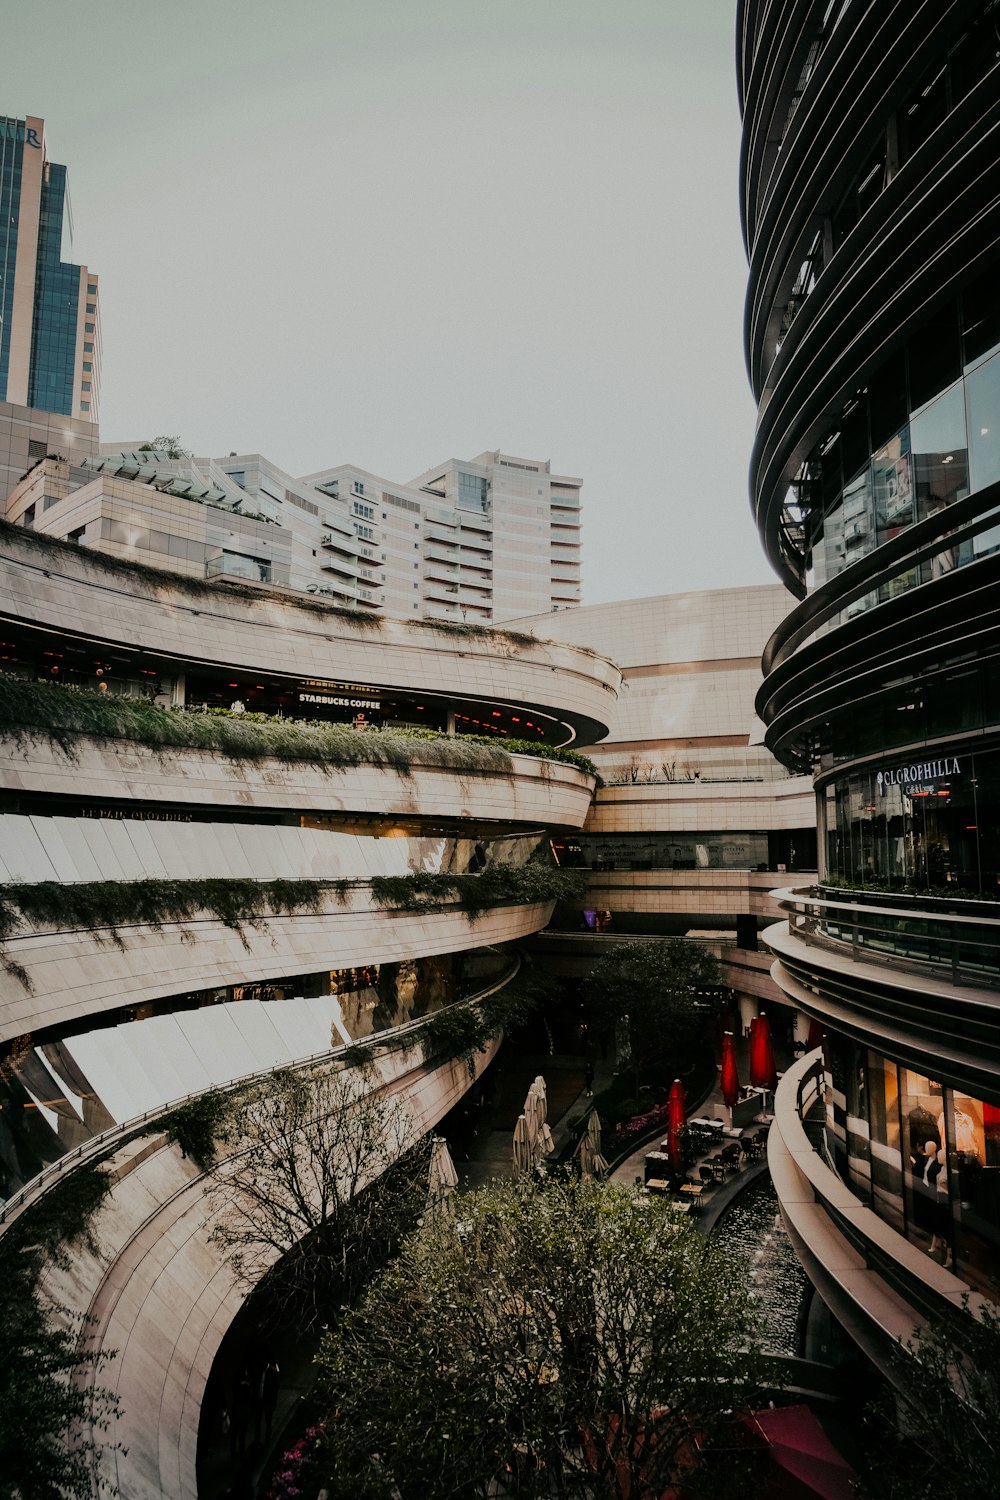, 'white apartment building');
2,445,581,624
